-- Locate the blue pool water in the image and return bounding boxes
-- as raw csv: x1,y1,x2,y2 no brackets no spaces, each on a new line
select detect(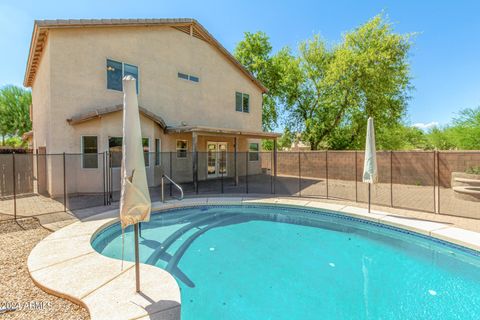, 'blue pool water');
92,205,480,319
